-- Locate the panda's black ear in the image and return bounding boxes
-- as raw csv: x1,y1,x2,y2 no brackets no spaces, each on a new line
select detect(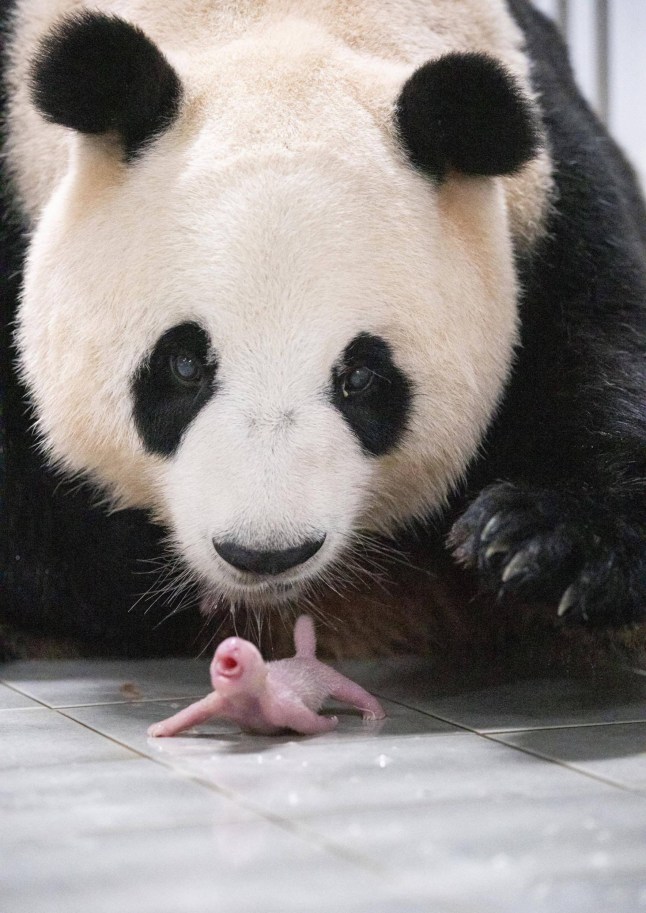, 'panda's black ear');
395,53,540,178
30,12,182,160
